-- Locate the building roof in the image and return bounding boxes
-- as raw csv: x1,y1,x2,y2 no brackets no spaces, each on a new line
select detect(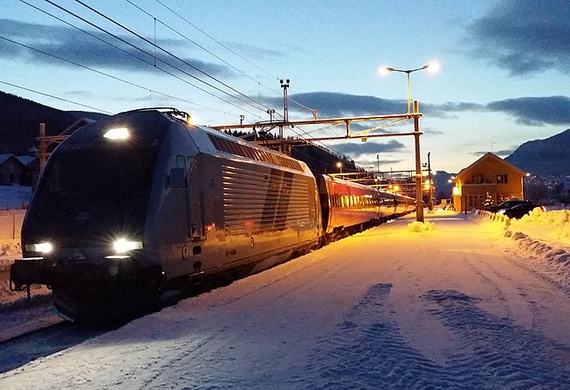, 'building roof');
0,154,20,165
16,155,38,166
456,152,526,179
